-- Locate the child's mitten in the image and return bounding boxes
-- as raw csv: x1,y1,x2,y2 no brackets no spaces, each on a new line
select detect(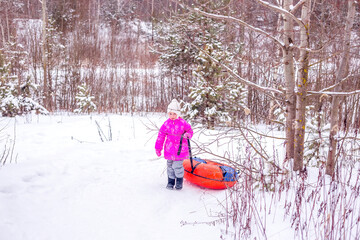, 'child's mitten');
156,149,161,157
